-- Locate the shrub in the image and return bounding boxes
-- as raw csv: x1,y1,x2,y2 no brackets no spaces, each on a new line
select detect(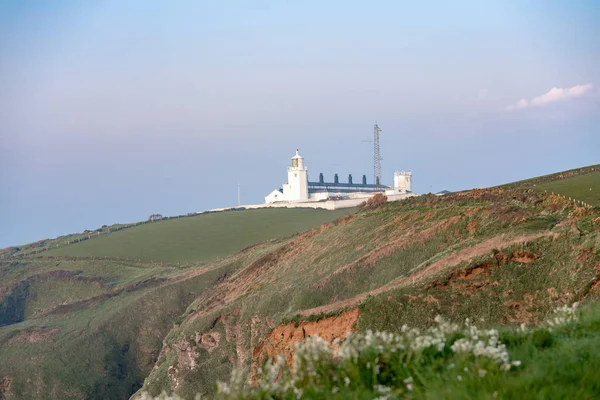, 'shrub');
360,193,388,209
532,329,554,349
